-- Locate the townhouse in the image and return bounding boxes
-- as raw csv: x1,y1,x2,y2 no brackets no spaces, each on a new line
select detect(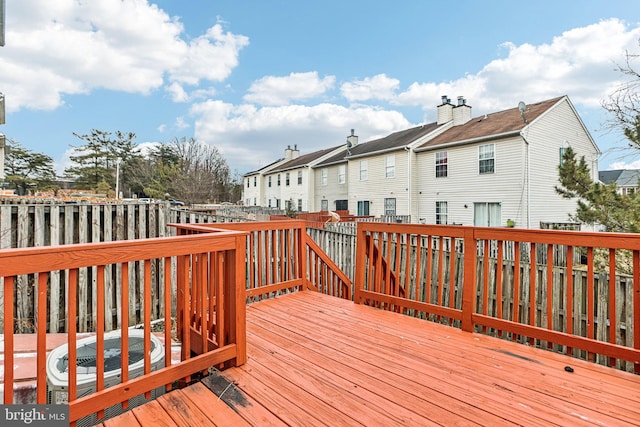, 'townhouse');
243,95,600,228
